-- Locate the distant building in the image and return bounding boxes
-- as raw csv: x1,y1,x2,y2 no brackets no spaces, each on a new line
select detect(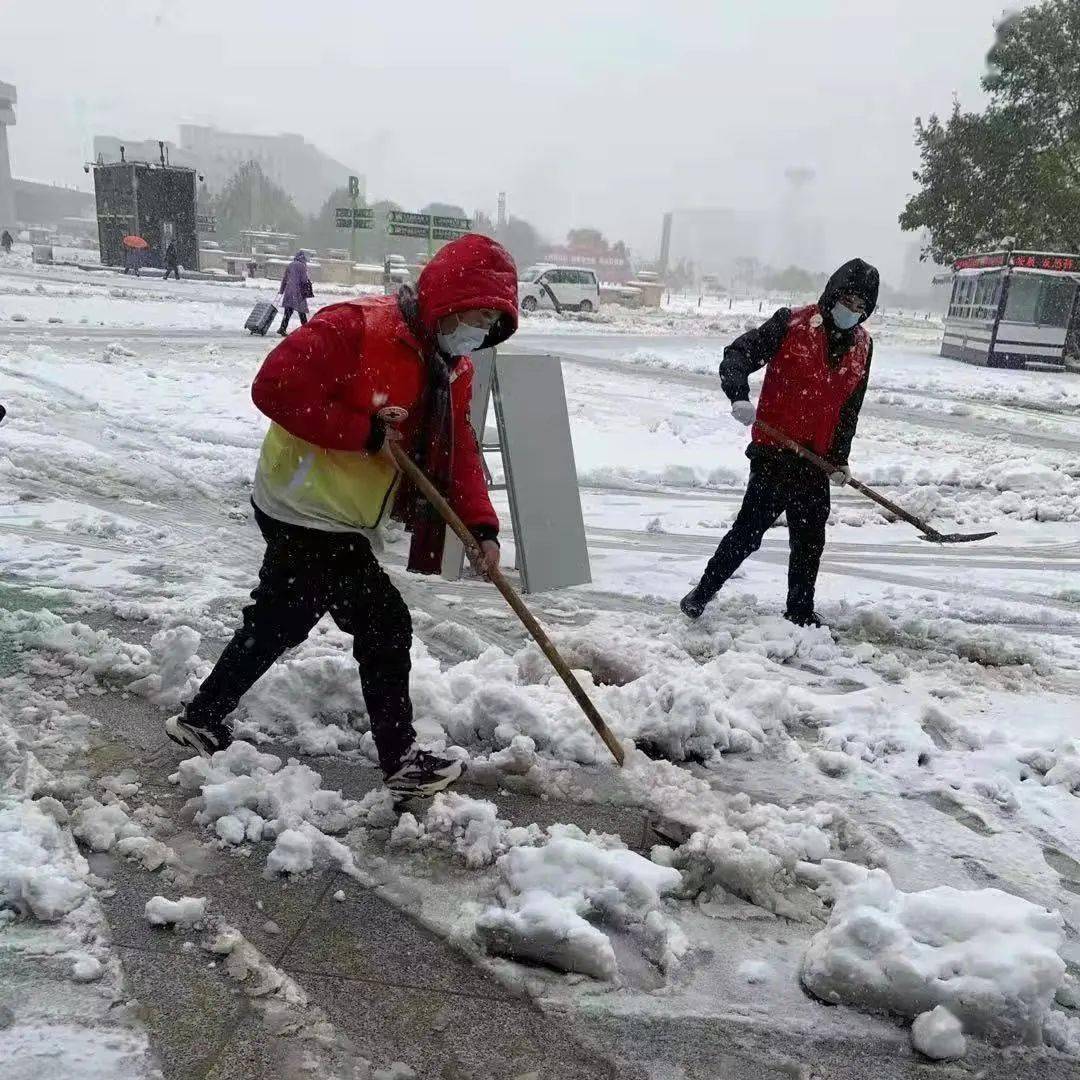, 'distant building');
0,80,16,231
94,126,363,215
539,243,633,282
663,207,768,282
13,179,94,226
